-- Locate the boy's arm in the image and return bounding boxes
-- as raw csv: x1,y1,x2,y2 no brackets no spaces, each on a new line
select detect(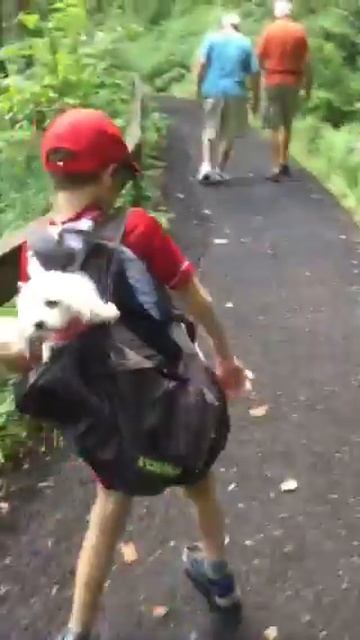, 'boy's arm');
174,276,232,361
124,210,247,395
174,276,246,395
0,345,29,374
